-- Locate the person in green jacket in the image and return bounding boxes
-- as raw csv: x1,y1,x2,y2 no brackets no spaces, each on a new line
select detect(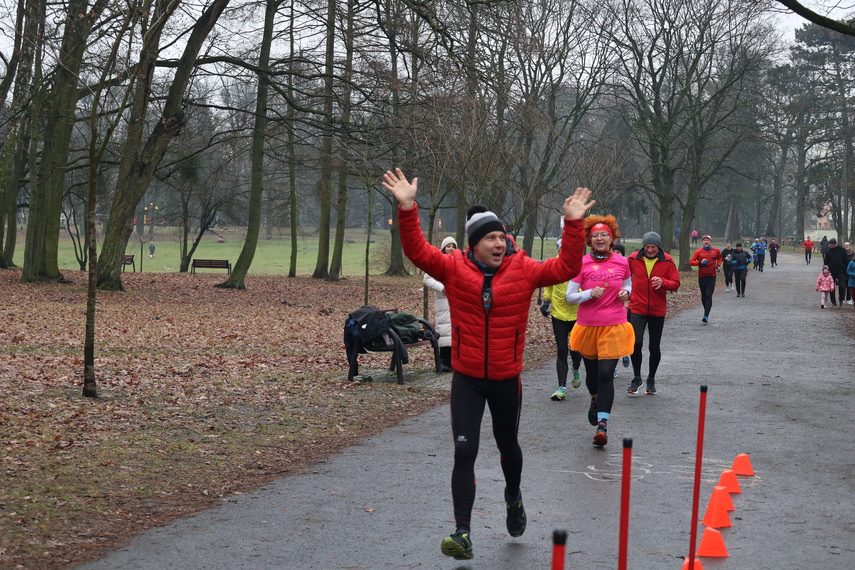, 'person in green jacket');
541,238,584,400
